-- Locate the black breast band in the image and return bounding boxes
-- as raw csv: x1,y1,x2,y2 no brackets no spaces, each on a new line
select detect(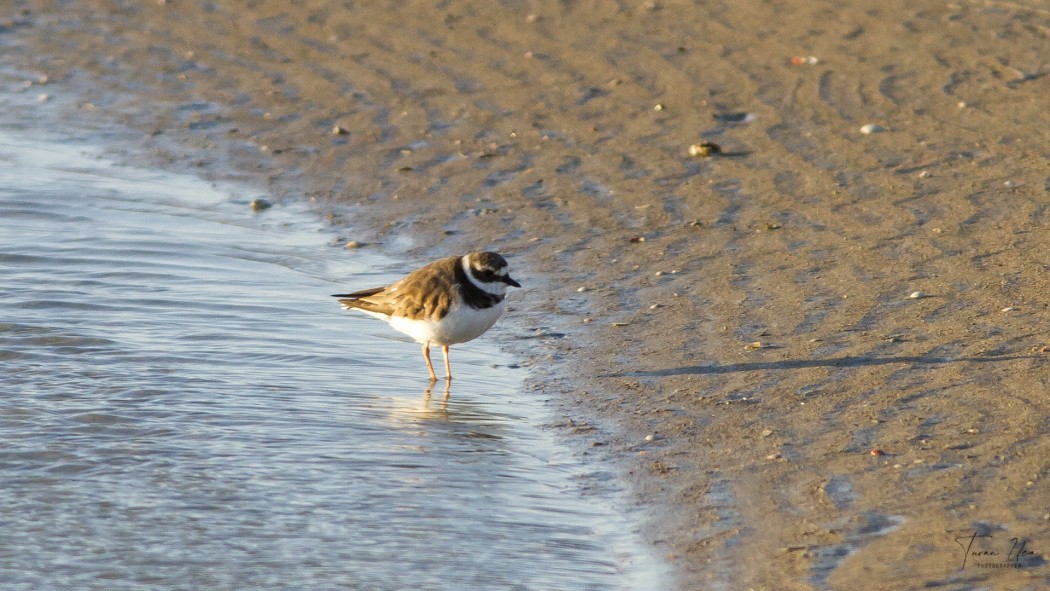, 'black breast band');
455,263,504,309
